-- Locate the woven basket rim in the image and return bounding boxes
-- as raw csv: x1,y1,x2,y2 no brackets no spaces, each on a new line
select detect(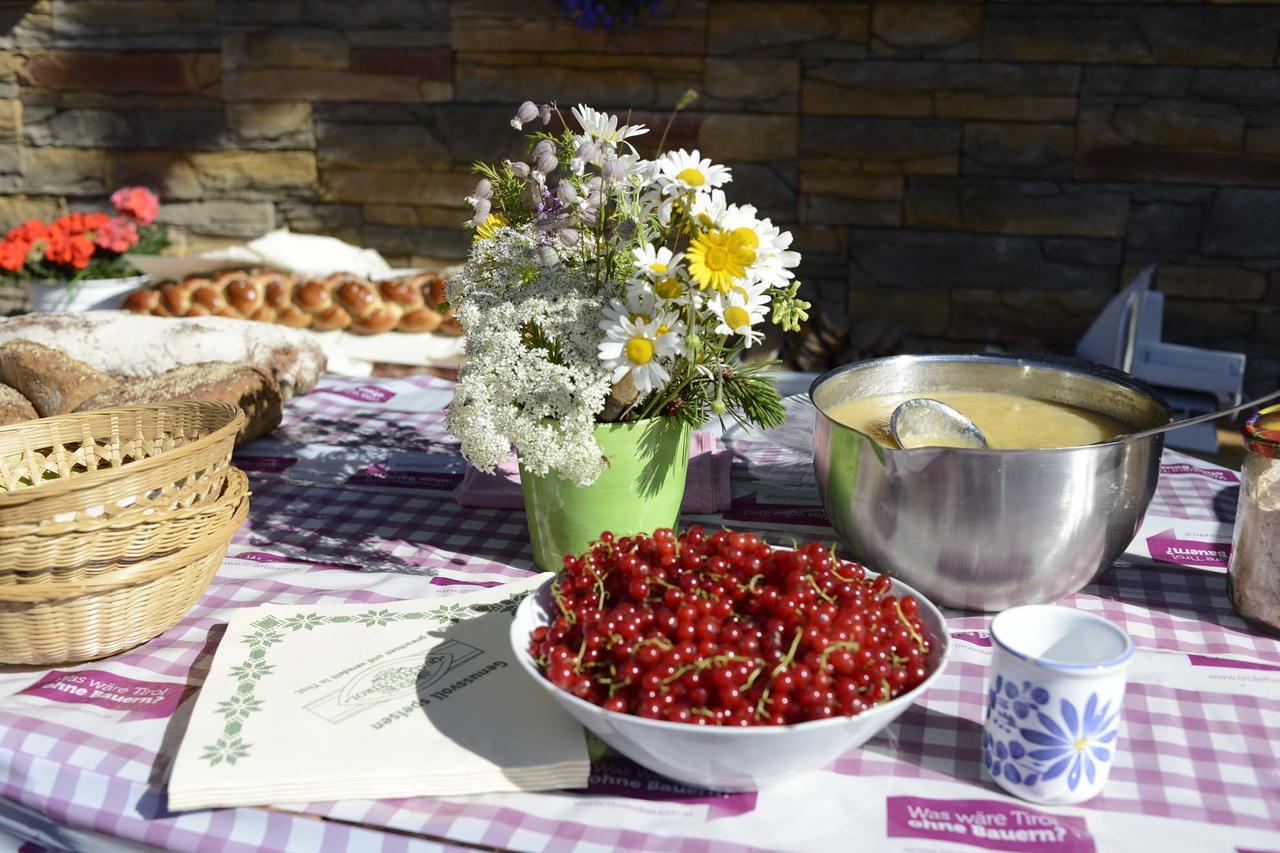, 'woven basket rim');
0,467,249,539
0,401,244,509
0,496,248,603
